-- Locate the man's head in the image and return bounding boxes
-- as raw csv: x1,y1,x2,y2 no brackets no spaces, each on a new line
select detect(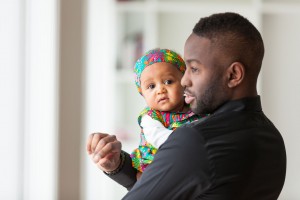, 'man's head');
182,12,264,114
